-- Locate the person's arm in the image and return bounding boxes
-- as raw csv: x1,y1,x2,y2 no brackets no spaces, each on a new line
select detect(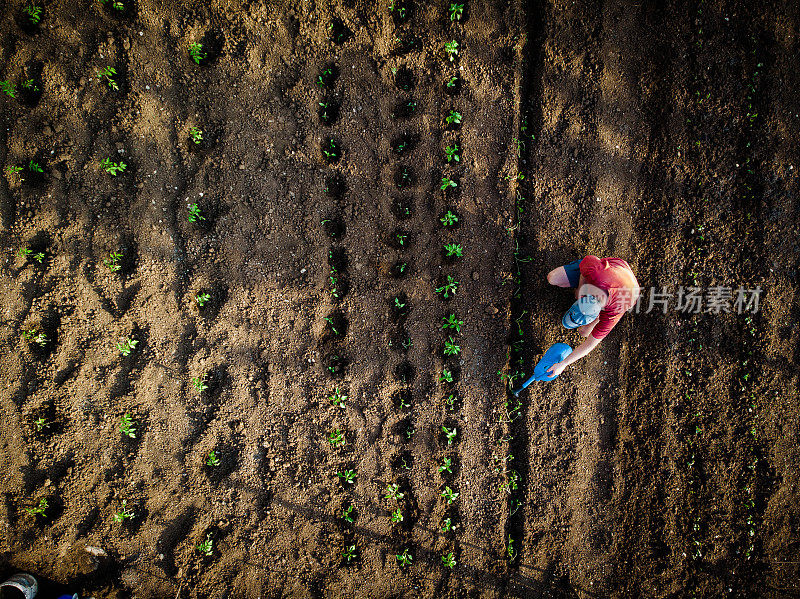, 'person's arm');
546,336,601,376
